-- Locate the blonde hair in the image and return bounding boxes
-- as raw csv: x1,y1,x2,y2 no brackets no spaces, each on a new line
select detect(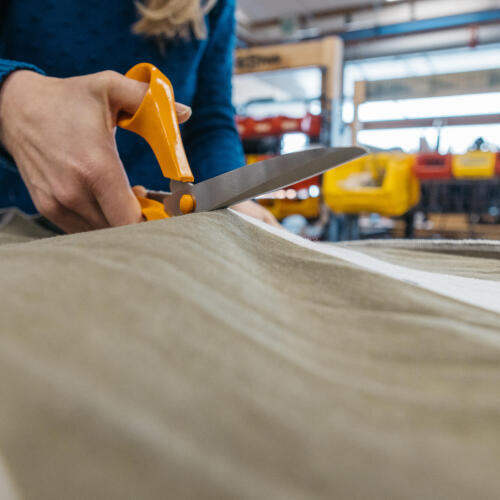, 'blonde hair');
133,0,218,40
